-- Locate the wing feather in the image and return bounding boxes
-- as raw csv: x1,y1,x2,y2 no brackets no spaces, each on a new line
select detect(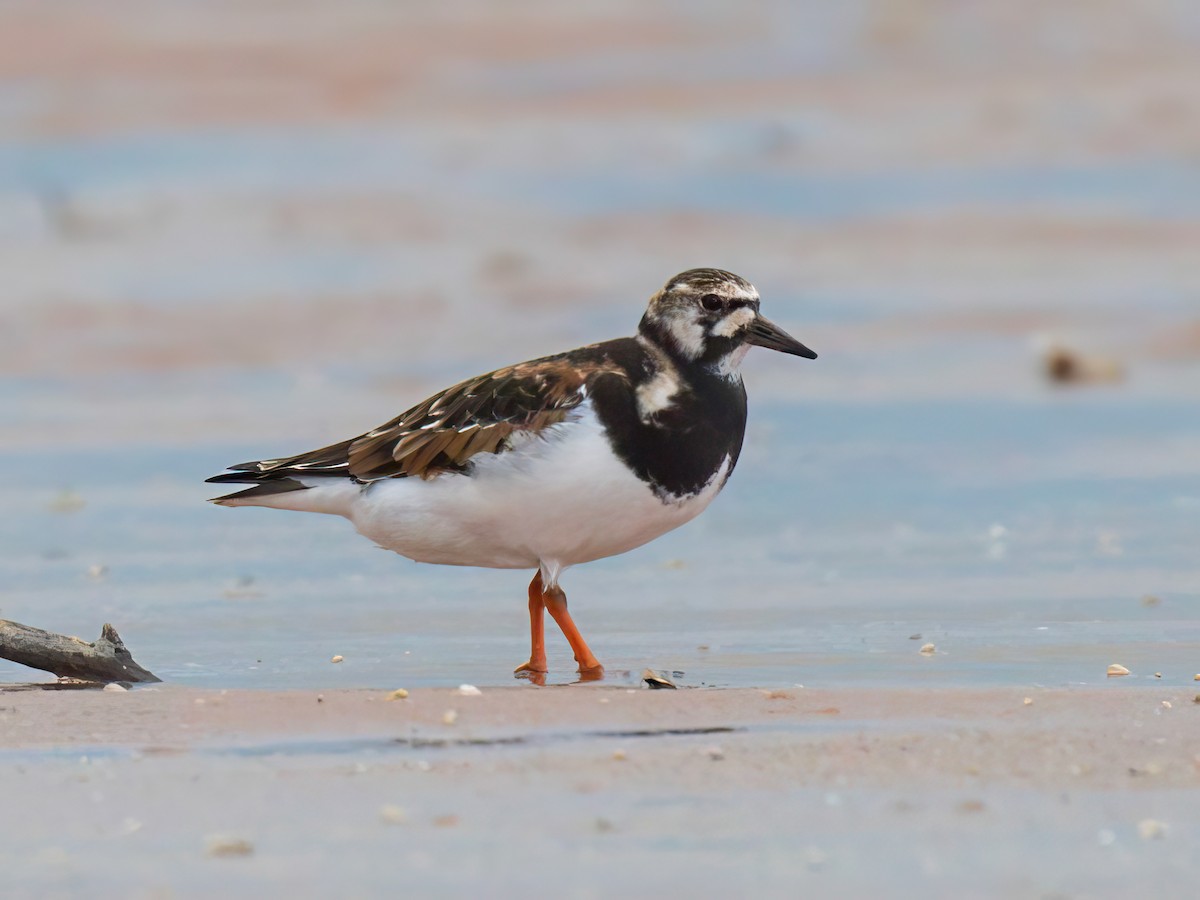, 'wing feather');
222,358,623,483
